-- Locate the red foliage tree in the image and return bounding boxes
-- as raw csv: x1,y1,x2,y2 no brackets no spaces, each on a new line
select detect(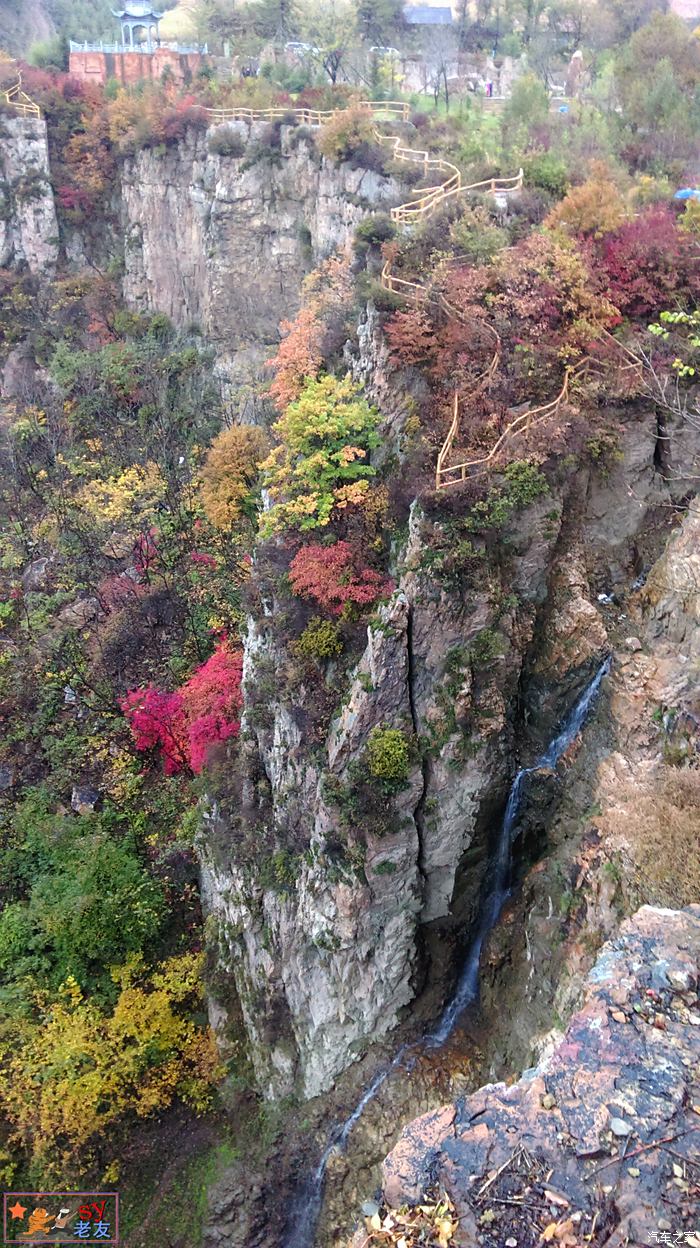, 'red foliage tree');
180,644,244,773
289,542,392,615
267,307,324,412
600,209,700,318
122,643,243,774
